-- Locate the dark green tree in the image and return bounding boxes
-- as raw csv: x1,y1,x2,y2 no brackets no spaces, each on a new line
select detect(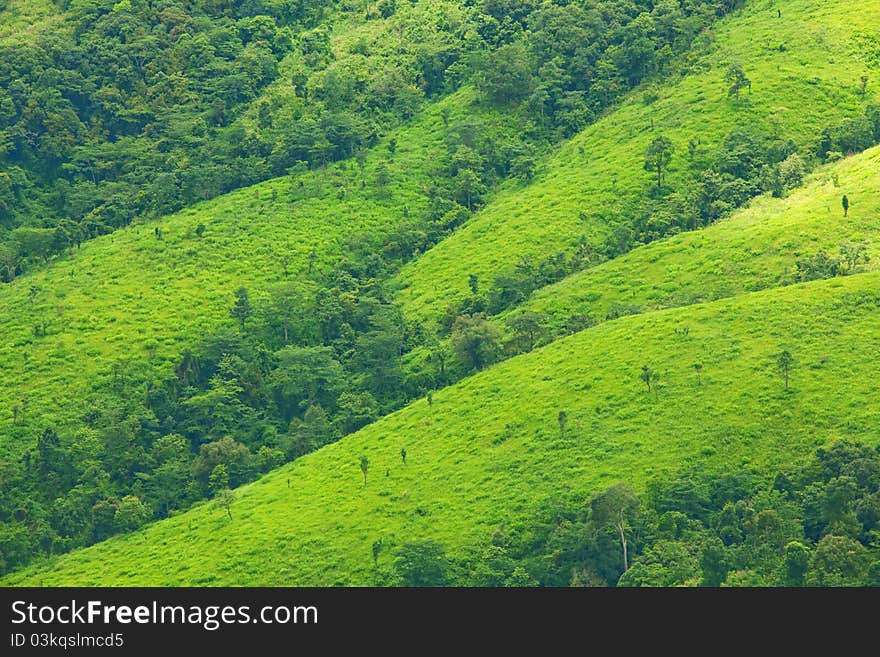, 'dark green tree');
557,410,568,437
805,534,868,586
476,41,535,105
231,286,252,331
640,365,654,392
591,482,640,572
334,392,379,434
374,162,390,192
395,541,448,586
208,464,231,495
644,136,674,191
468,273,479,295
454,168,486,210
450,314,502,371
146,434,192,516
286,404,333,458
506,311,546,353
113,496,152,534
271,346,346,420
700,537,730,586
360,455,369,486
782,541,810,586
191,436,254,492
213,489,235,521
372,540,383,567
776,350,794,391
725,63,751,100
0,241,20,282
